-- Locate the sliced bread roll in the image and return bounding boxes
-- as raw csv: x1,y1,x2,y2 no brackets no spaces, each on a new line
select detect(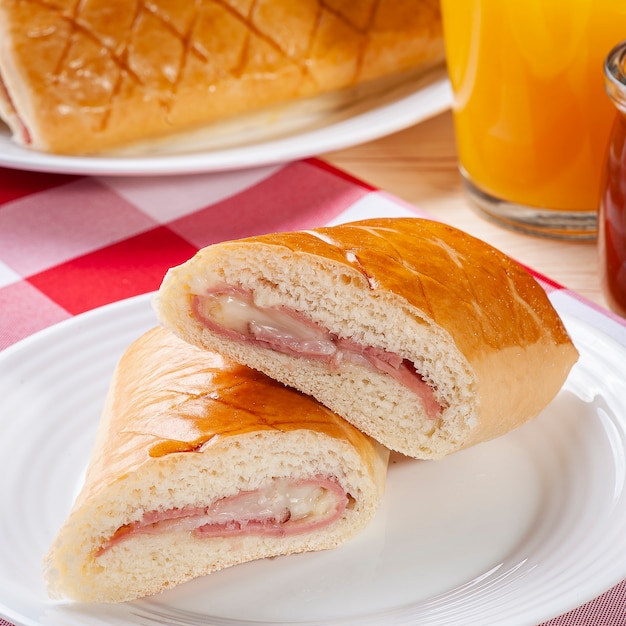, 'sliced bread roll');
155,217,579,460
43,326,389,603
